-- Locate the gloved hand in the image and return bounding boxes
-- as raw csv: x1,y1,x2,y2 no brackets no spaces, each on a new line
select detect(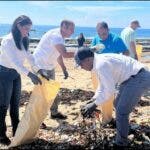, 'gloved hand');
27,72,42,85
81,101,97,118
63,70,69,79
38,69,49,80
